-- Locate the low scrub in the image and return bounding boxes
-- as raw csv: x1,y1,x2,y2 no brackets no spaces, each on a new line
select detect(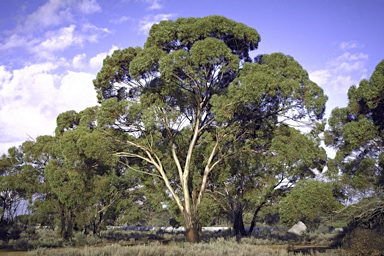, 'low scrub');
341,228,384,256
